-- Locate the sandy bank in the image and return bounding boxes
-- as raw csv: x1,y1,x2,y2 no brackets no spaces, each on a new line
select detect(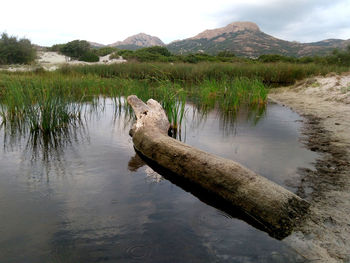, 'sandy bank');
269,73,350,262
0,51,127,72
